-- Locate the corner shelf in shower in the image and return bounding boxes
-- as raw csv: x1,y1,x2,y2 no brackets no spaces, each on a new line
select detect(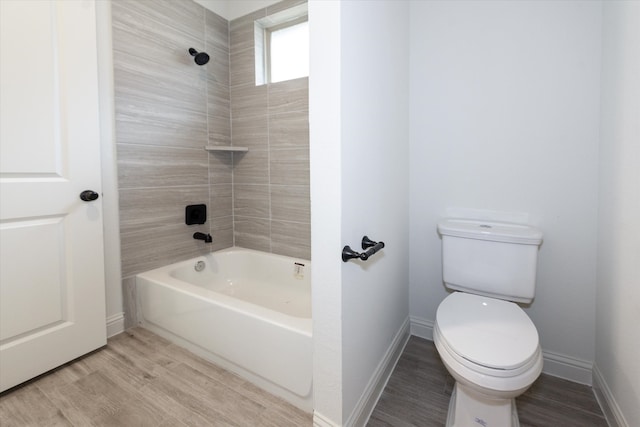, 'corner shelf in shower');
204,145,249,152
